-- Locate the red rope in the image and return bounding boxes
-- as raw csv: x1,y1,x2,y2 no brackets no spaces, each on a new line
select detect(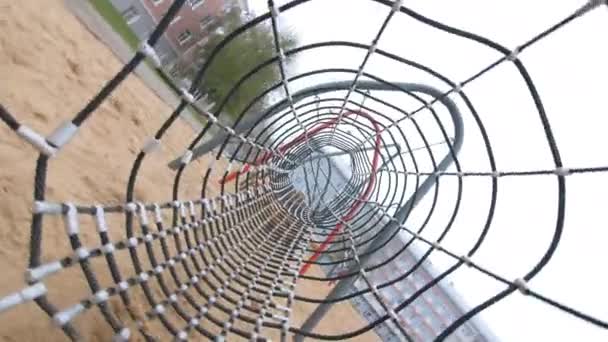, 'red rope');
218,110,382,276
298,110,381,275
